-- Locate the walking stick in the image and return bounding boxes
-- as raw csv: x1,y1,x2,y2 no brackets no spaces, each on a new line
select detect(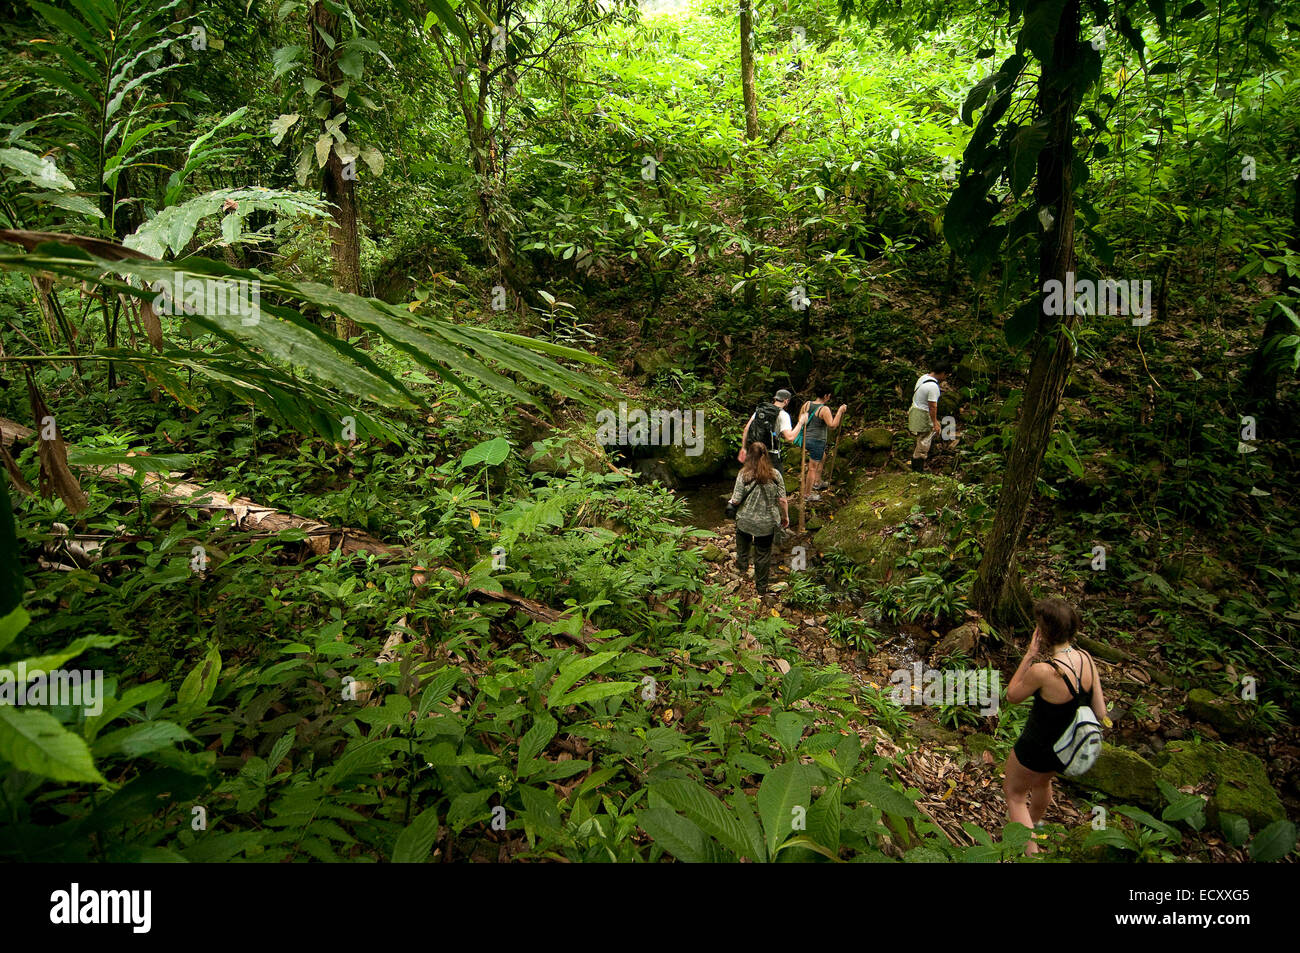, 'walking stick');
797,411,809,534
824,422,843,484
